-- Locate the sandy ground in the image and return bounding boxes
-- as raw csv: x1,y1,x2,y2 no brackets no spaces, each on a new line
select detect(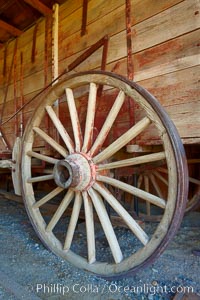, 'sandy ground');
0,197,200,300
